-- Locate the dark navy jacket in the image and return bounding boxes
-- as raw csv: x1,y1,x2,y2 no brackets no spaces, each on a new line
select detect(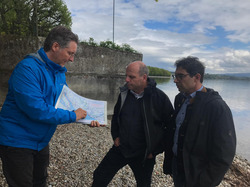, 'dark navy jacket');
164,88,236,187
